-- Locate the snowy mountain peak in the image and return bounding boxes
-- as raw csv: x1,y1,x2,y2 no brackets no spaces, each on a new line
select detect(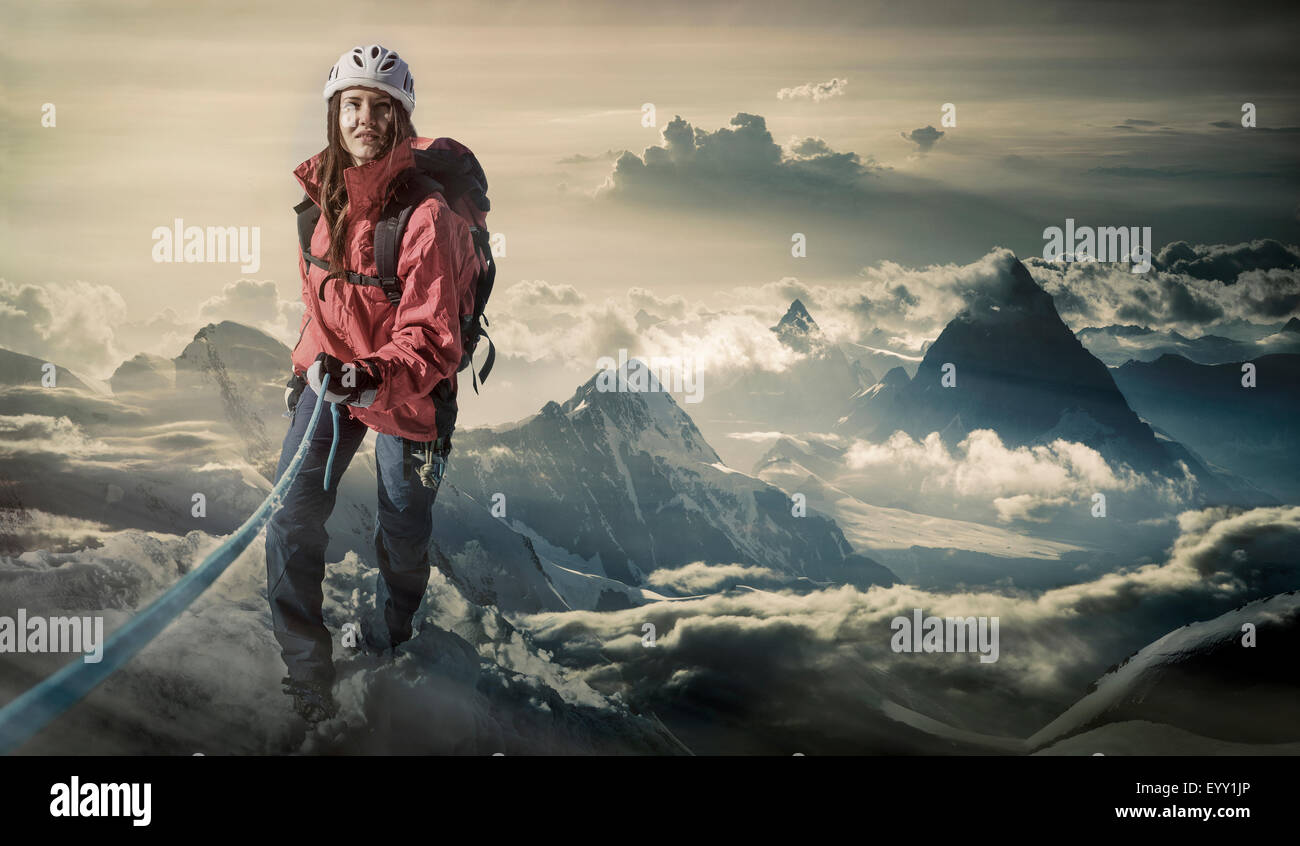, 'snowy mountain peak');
175,320,289,383
452,365,894,589
560,357,719,464
772,299,824,352
955,254,1056,325
568,357,681,412
187,320,286,353
851,256,1192,476
776,298,816,329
